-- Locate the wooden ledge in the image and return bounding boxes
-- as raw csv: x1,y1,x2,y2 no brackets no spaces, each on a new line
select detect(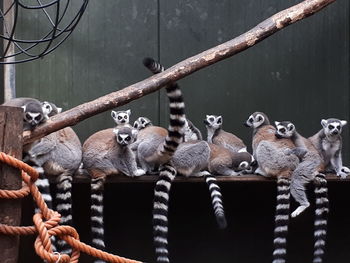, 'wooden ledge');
71,172,349,184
